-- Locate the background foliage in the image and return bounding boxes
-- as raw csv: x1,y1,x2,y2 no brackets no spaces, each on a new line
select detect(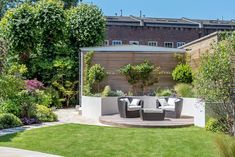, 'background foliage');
0,1,106,106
